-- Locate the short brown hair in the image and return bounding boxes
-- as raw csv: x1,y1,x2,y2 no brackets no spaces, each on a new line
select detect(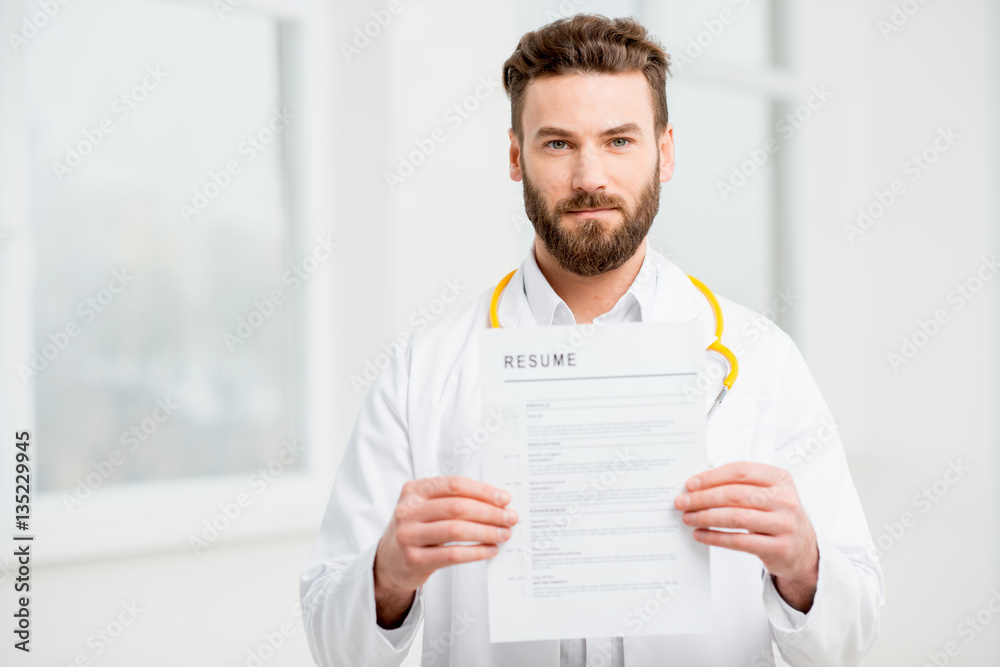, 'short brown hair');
502,14,671,143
